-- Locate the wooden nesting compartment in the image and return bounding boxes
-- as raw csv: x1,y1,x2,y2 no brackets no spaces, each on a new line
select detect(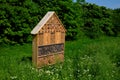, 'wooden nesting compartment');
31,11,66,68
